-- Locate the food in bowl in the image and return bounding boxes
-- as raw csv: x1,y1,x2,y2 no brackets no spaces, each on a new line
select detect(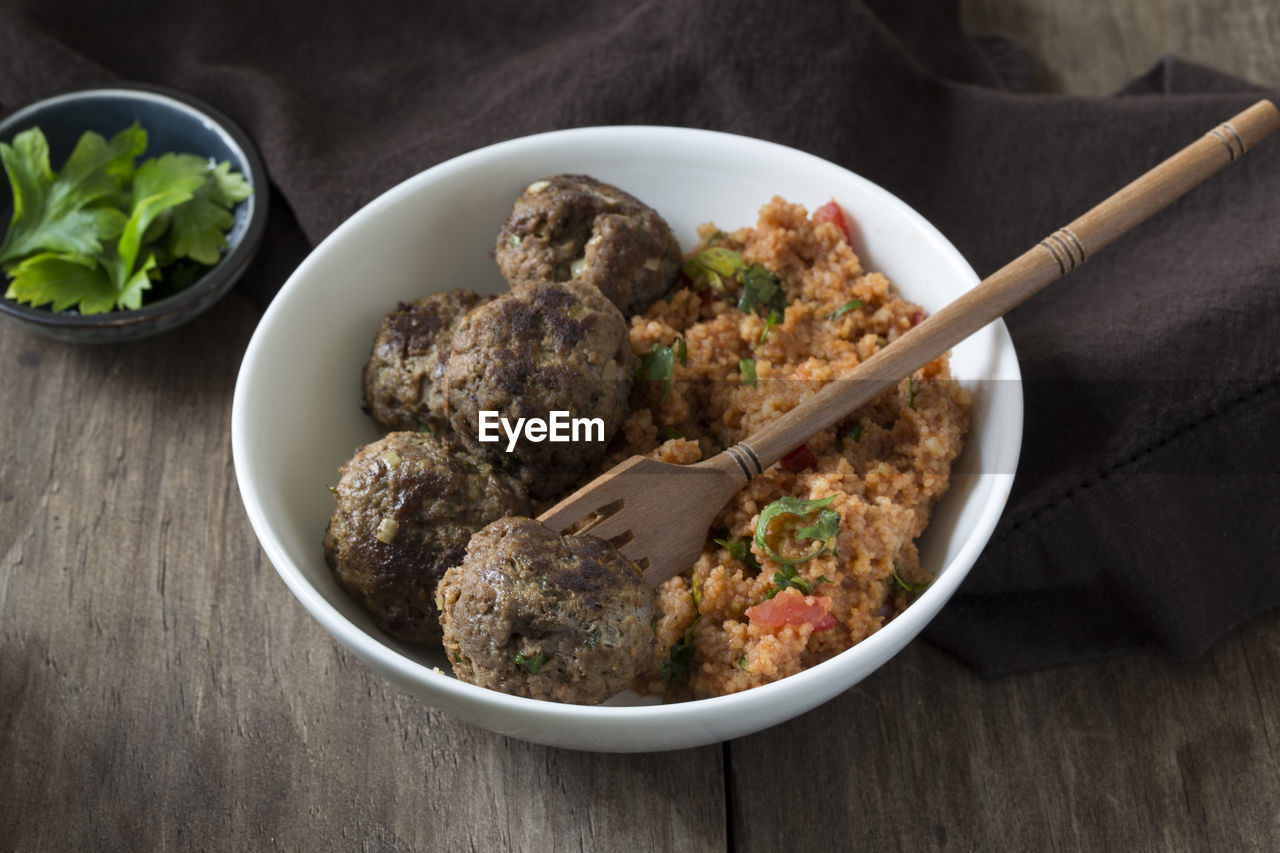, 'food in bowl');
442,278,636,503
323,430,530,644
362,289,493,433
494,173,683,316
436,516,658,704
327,175,970,704
617,198,970,699
233,125,1021,749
